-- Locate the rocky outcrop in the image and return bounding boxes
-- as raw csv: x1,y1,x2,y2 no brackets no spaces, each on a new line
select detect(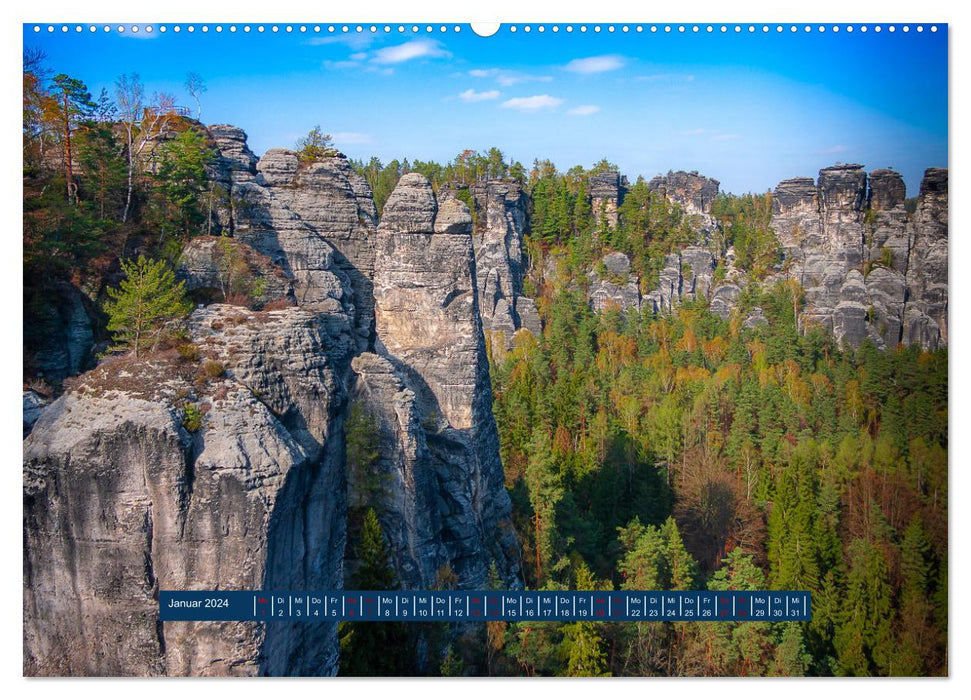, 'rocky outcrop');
367,173,519,588
589,171,625,229
643,247,718,314
903,168,948,347
584,245,745,321
649,170,720,233
588,252,640,313
710,282,742,320
585,246,735,319
24,282,97,386
23,390,49,437
467,180,540,351
177,235,293,307
771,165,948,349
25,126,524,677
23,304,350,676
649,170,720,217
207,128,377,349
